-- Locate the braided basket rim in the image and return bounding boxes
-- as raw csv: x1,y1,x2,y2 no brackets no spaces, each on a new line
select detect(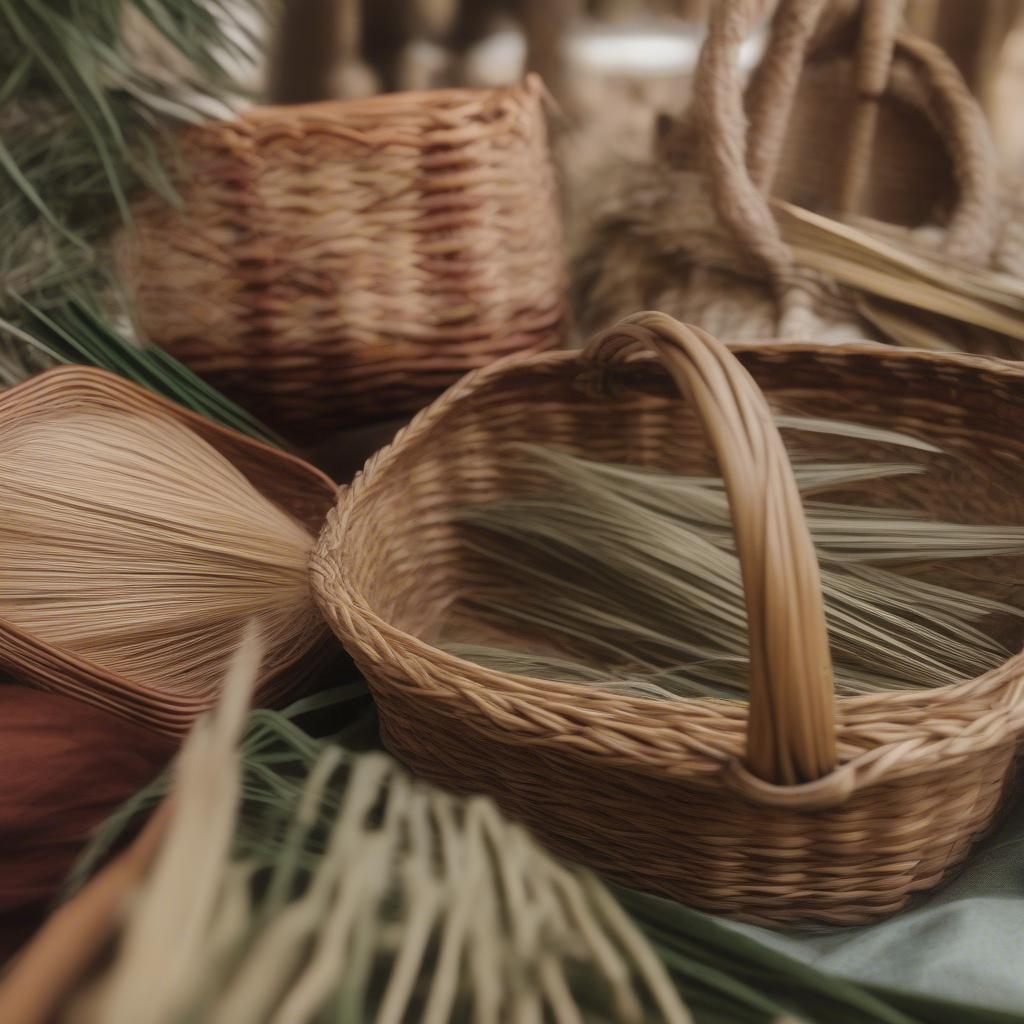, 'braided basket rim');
312,339,1024,809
